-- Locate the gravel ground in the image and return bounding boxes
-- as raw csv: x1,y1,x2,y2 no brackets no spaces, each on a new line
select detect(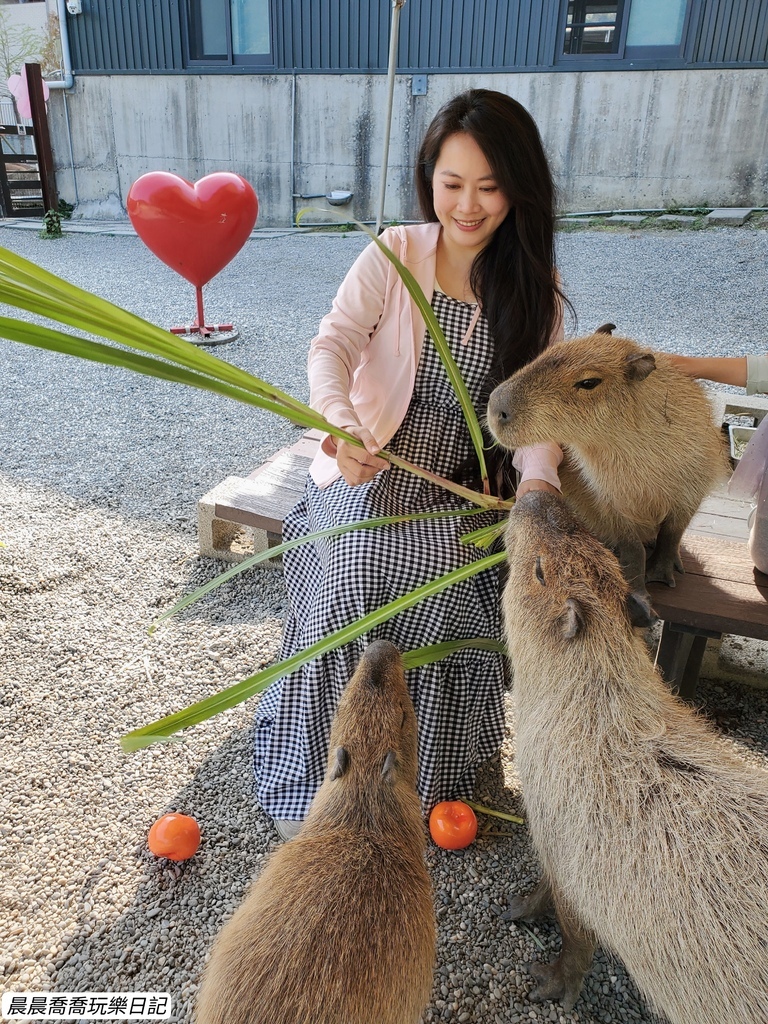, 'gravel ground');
1,221,767,1024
